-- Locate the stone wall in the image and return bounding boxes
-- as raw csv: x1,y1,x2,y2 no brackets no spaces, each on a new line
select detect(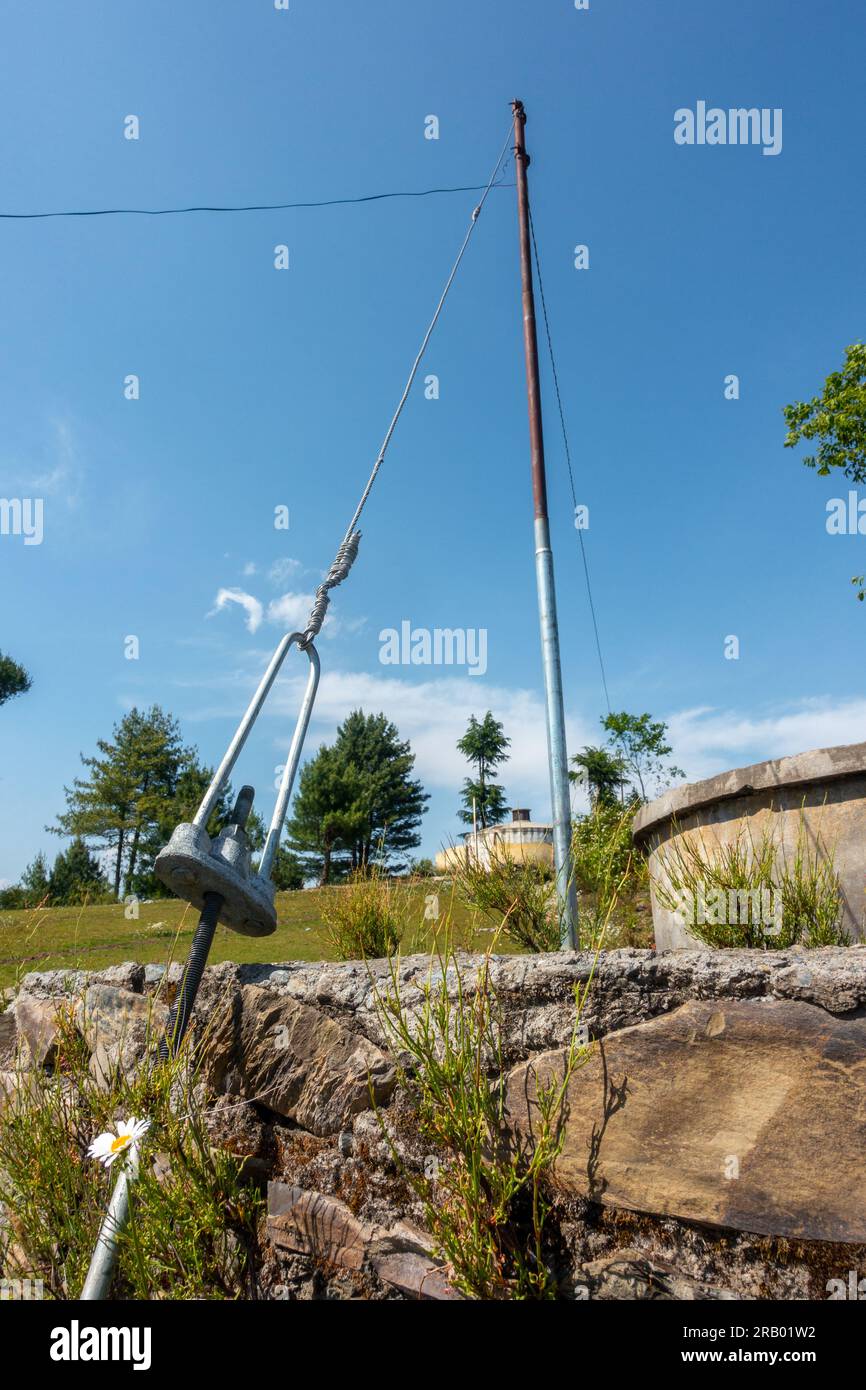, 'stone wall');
4,946,866,1300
